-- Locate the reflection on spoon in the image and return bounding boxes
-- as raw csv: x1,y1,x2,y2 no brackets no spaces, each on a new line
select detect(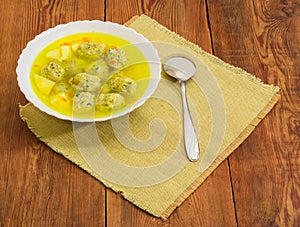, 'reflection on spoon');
164,56,200,162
